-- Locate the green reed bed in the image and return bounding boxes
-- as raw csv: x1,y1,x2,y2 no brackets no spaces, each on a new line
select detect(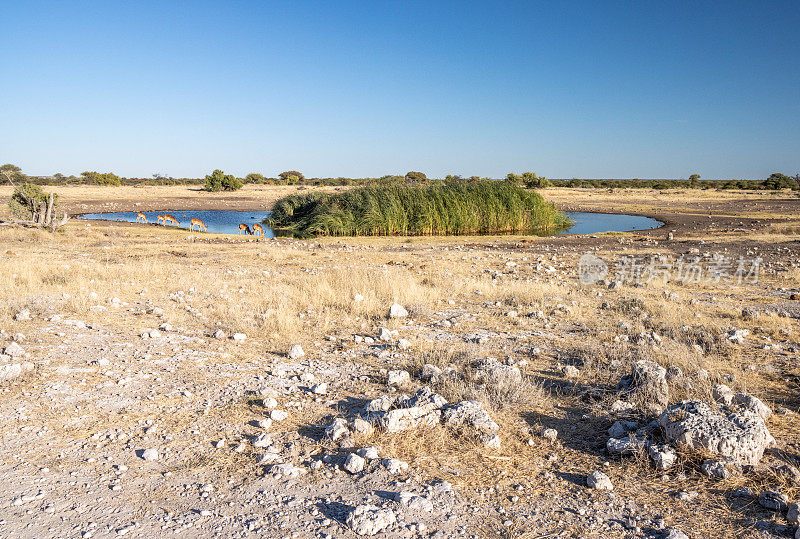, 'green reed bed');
266,180,572,237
